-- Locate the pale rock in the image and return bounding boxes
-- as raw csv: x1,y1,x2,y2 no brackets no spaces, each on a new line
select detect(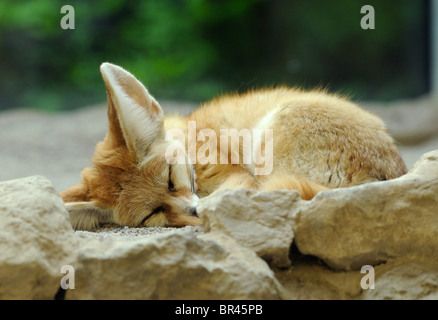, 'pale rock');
67,229,281,299
362,260,438,300
277,258,438,300
198,189,301,268
294,150,438,271
275,259,364,300
0,176,78,299
3,150,438,300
